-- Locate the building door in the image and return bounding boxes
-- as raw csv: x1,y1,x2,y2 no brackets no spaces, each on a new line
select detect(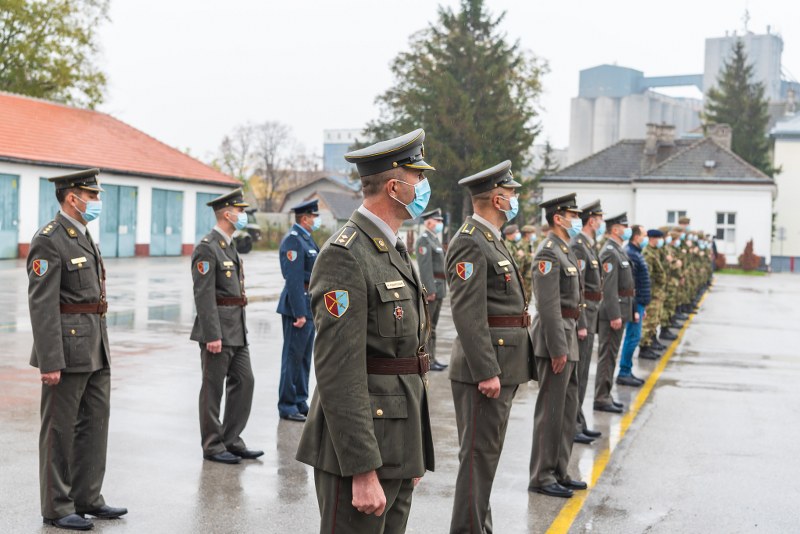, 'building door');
0,174,20,258
195,192,217,244
151,189,183,256
39,178,61,227
100,185,138,257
